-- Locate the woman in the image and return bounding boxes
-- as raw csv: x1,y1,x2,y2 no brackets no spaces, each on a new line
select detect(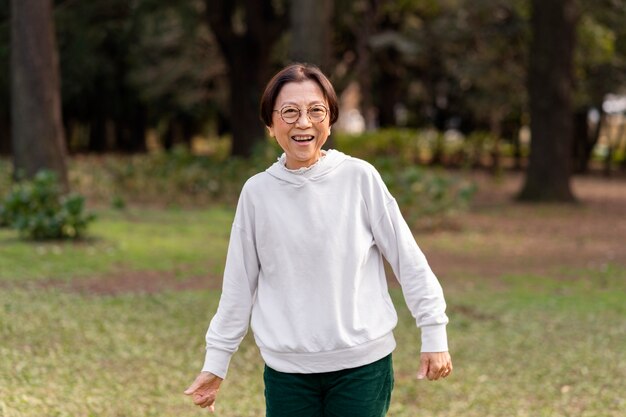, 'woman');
184,63,452,416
